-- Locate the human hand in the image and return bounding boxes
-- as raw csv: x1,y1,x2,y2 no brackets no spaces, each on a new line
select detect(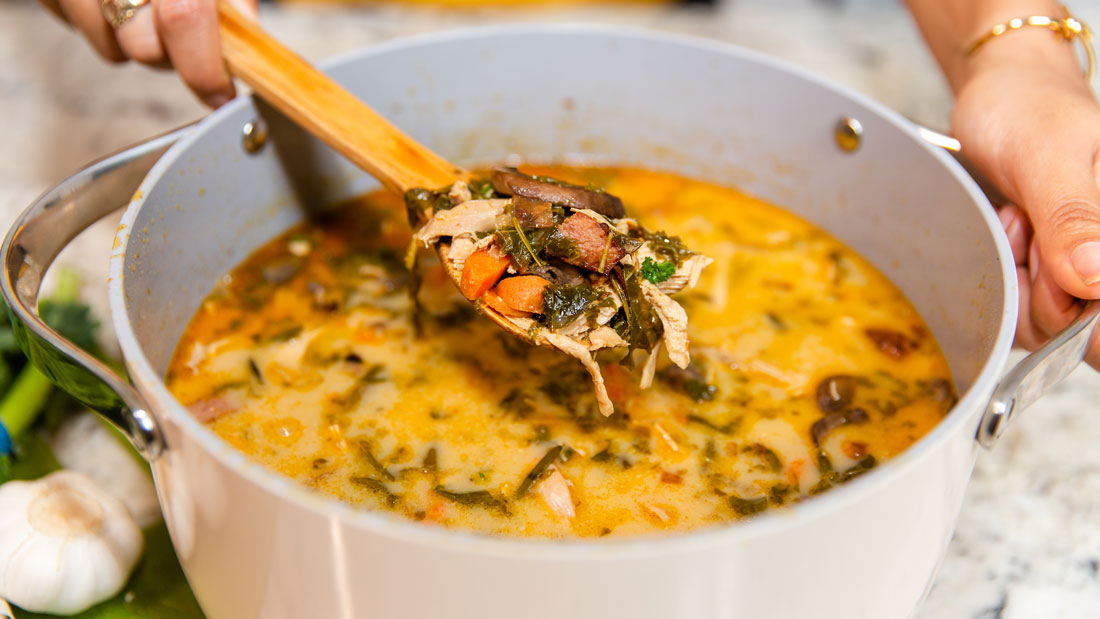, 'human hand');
39,0,257,108
951,28,1100,368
